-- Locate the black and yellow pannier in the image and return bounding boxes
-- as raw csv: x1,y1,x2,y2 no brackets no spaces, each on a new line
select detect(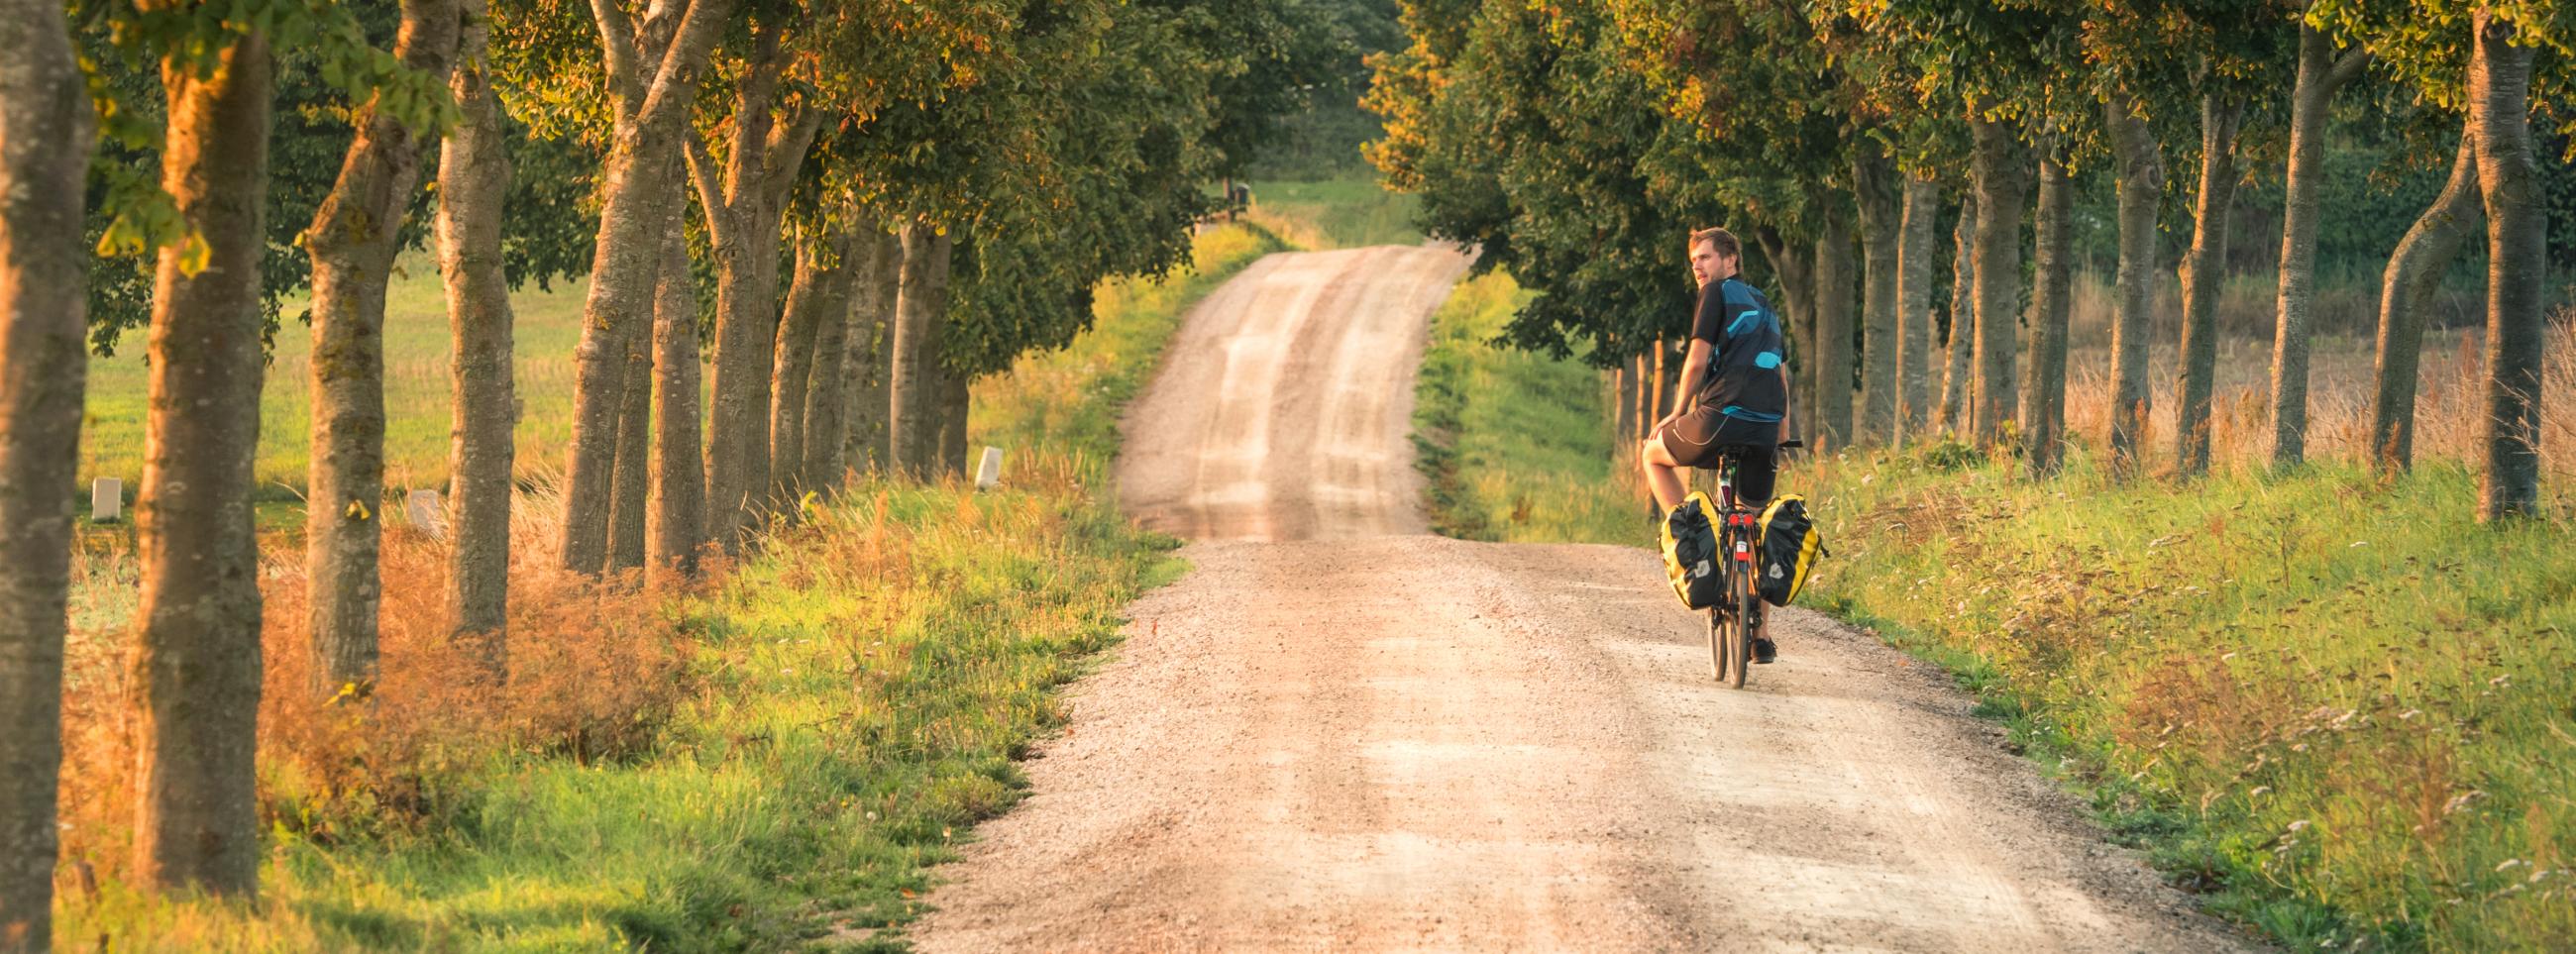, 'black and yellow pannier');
1659,491,1723,610
1755,495,1826,606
